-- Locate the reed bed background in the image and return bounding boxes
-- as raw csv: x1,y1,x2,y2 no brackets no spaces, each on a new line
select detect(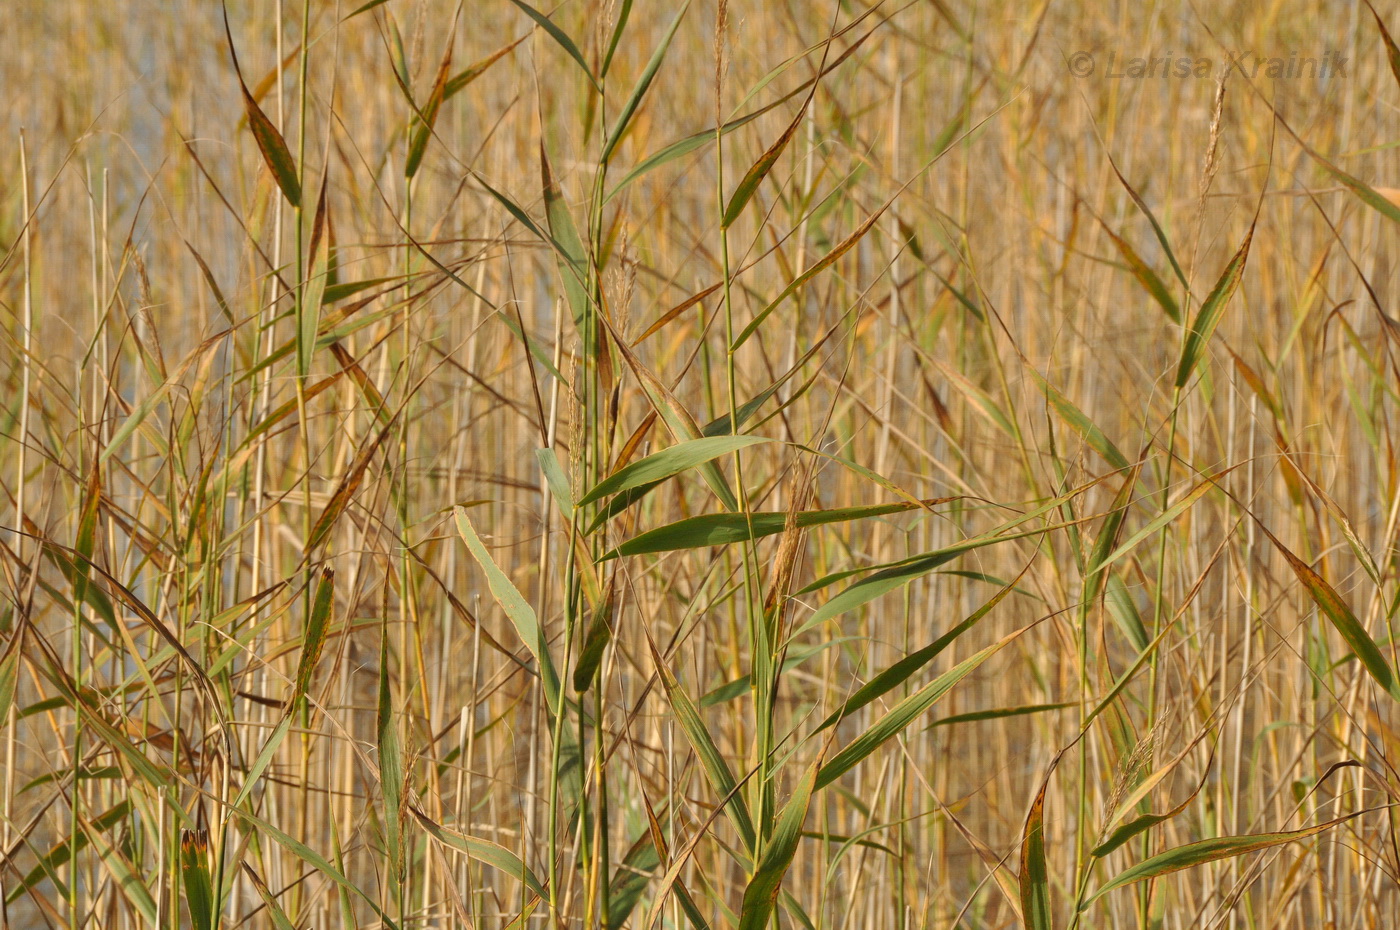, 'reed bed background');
3,0,1400,927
